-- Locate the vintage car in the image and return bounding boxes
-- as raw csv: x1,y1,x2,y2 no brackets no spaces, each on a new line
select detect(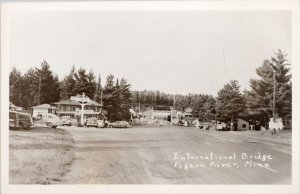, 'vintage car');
61,116,72,126
97,120,105,128
85,117,98,128
34,113,62,128
9,111,34,130
108,121,130,128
